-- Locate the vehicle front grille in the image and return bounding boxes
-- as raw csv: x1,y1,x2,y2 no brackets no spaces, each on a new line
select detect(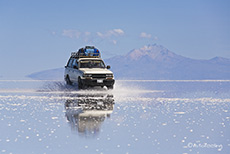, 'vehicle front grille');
92,74,106,79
